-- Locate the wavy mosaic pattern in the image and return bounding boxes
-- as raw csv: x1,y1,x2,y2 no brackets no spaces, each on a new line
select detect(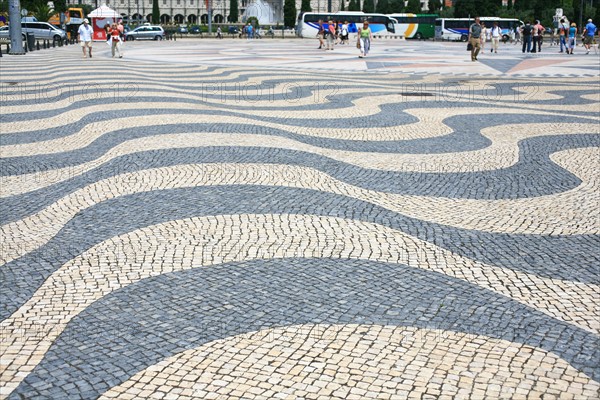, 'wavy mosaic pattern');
1,49,599,399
